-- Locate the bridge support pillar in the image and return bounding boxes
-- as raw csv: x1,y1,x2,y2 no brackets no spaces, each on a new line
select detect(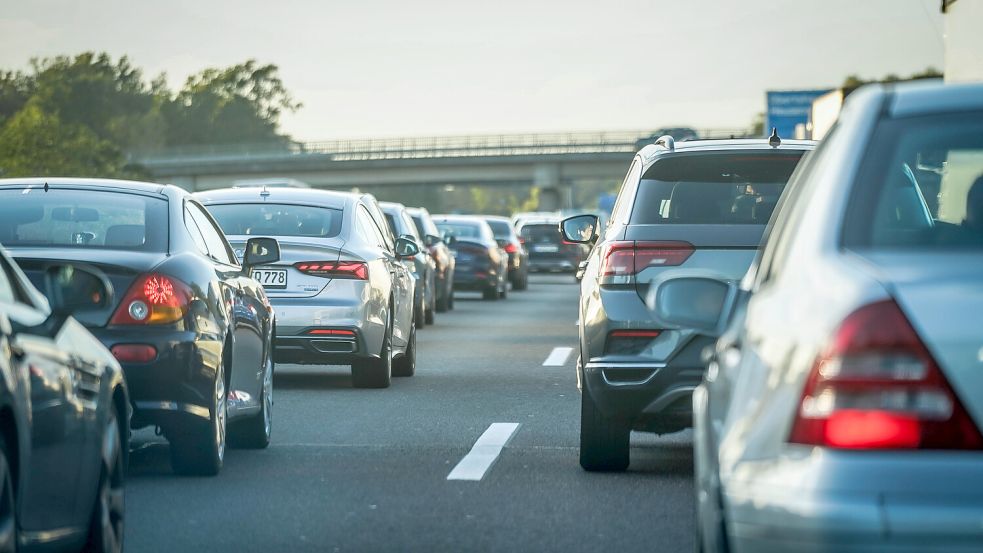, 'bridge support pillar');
533,163,571,212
